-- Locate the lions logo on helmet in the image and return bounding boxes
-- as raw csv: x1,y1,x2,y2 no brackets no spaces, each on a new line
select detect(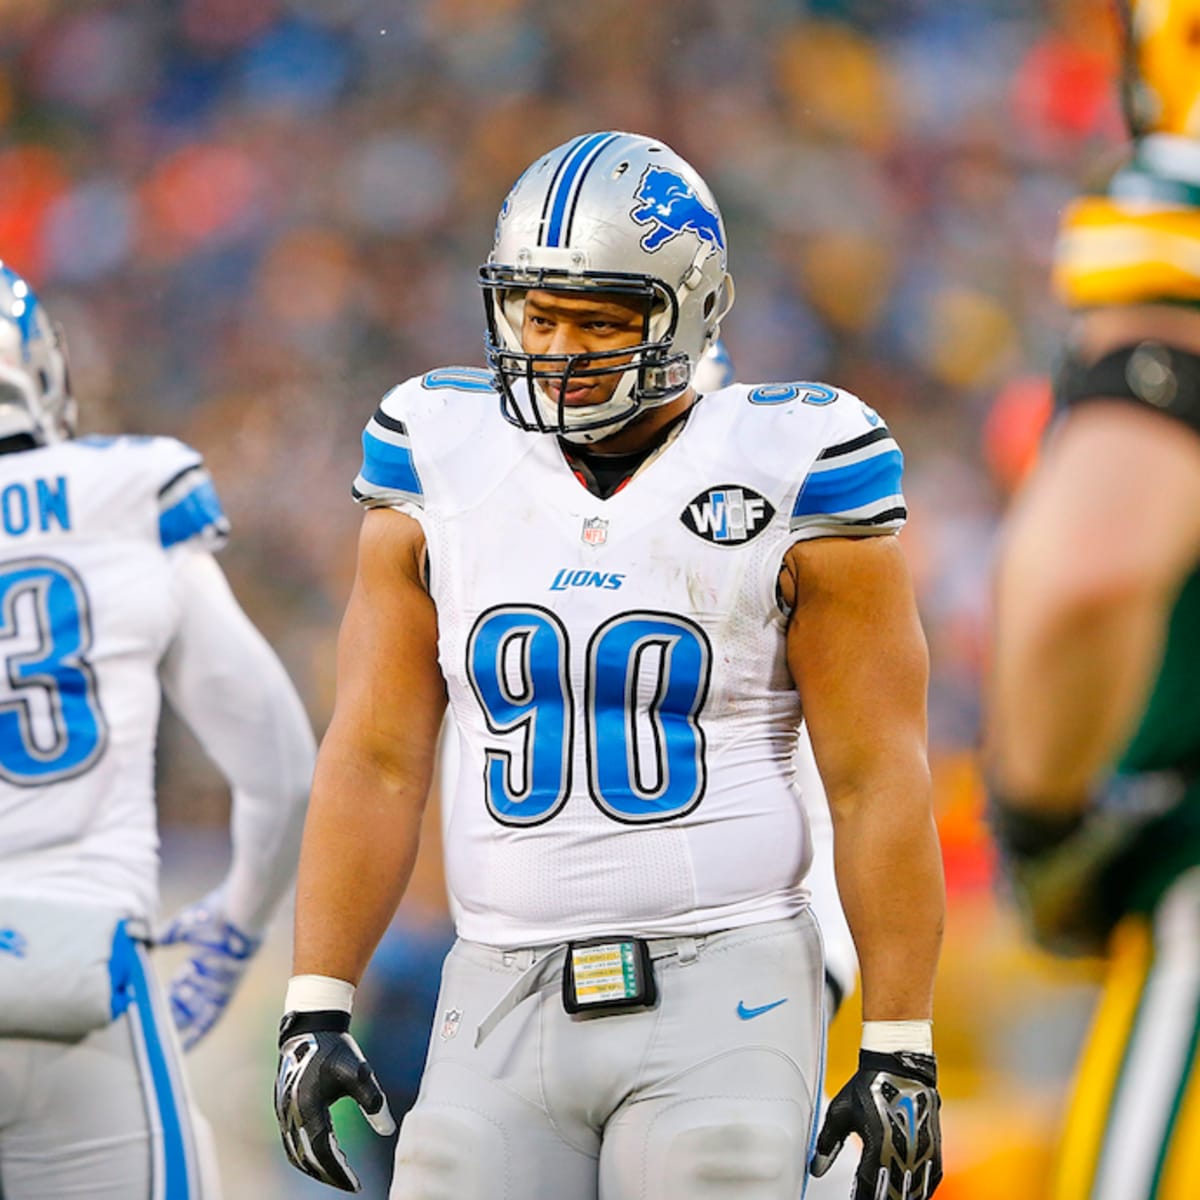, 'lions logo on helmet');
0,263,75,446
630,167,726,255
480,131,735,445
